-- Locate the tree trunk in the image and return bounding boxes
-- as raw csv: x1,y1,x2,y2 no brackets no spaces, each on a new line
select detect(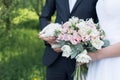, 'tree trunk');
6,17,10,32
3,0,11,31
